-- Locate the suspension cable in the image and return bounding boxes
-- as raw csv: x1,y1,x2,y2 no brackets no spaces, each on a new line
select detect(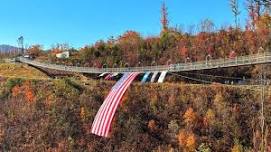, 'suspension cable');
183,71,248,80
169,72,213,84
